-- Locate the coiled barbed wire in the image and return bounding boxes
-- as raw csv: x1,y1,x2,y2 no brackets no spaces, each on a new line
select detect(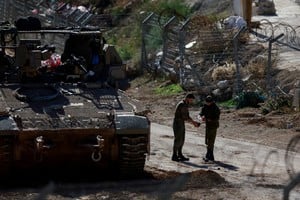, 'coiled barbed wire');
253,19,300,49
285,134,300,179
